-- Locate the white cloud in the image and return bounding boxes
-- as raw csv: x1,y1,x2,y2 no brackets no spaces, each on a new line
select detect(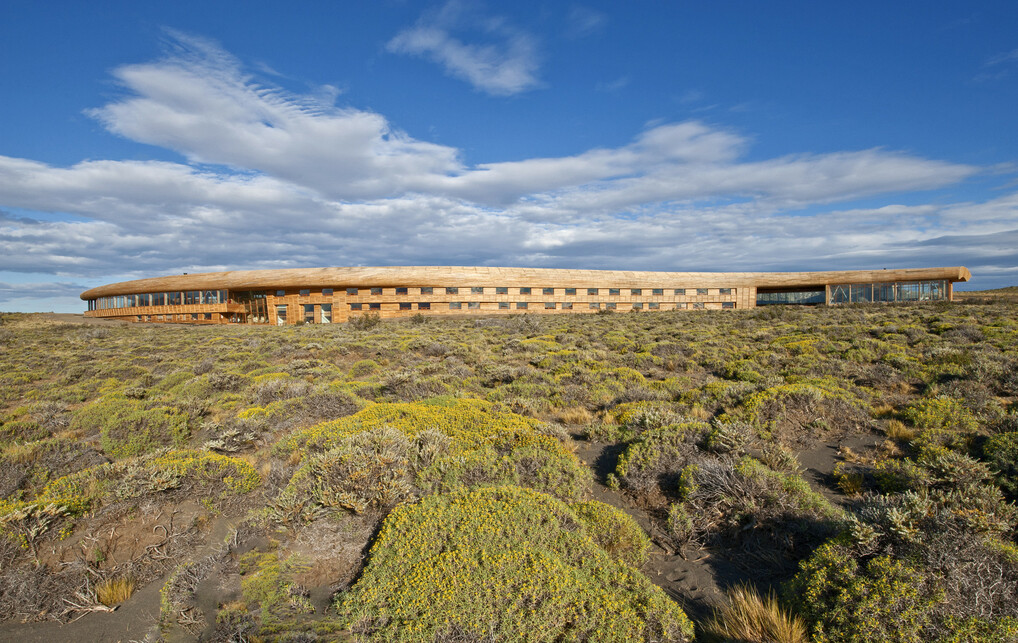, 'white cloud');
386,3,540,96
565,6,606,39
